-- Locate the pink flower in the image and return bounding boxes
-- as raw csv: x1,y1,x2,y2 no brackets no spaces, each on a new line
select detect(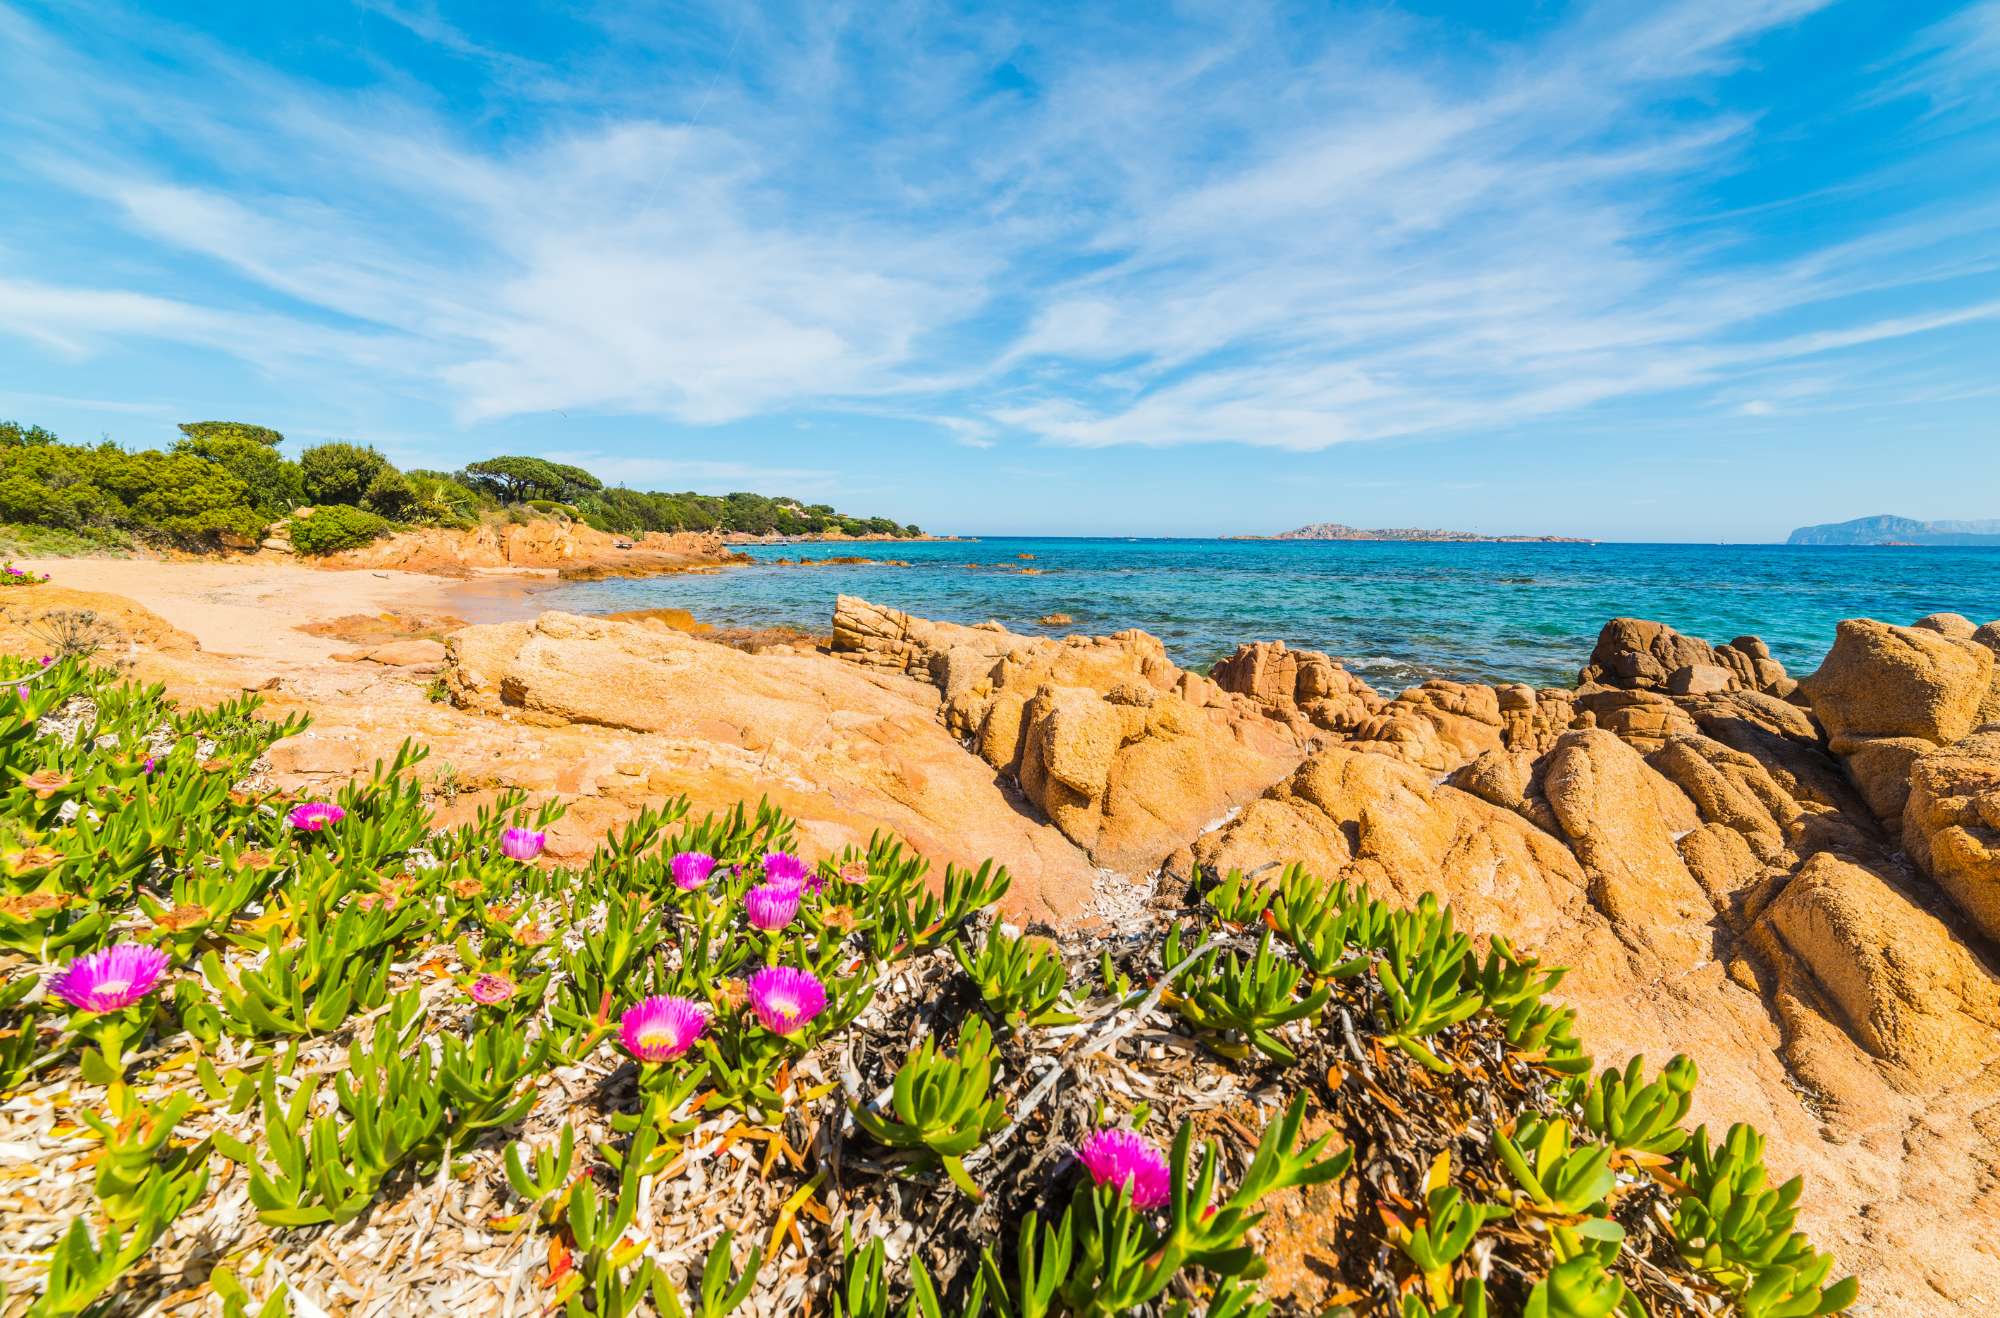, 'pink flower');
49,943,171,1013
142,757,156,776
288,802,346,831
620,995,708,1062
500,828,546,862
745,883,801,931
469,974,517,1005
1076,1129,1172,1209
762,851,818,893
746,966,825,1035
671,851,717,891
